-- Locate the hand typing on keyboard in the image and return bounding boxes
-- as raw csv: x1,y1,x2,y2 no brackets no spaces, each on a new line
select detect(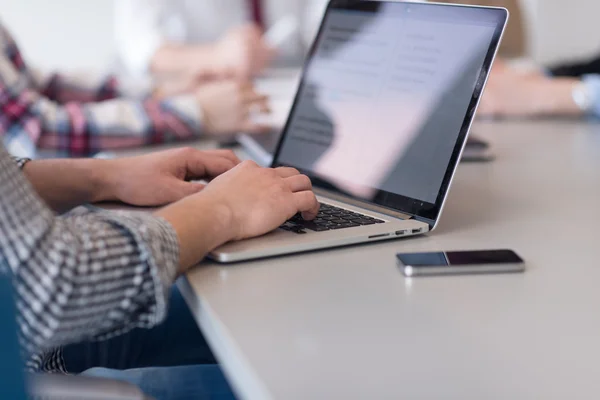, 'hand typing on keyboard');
280,203,384,234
